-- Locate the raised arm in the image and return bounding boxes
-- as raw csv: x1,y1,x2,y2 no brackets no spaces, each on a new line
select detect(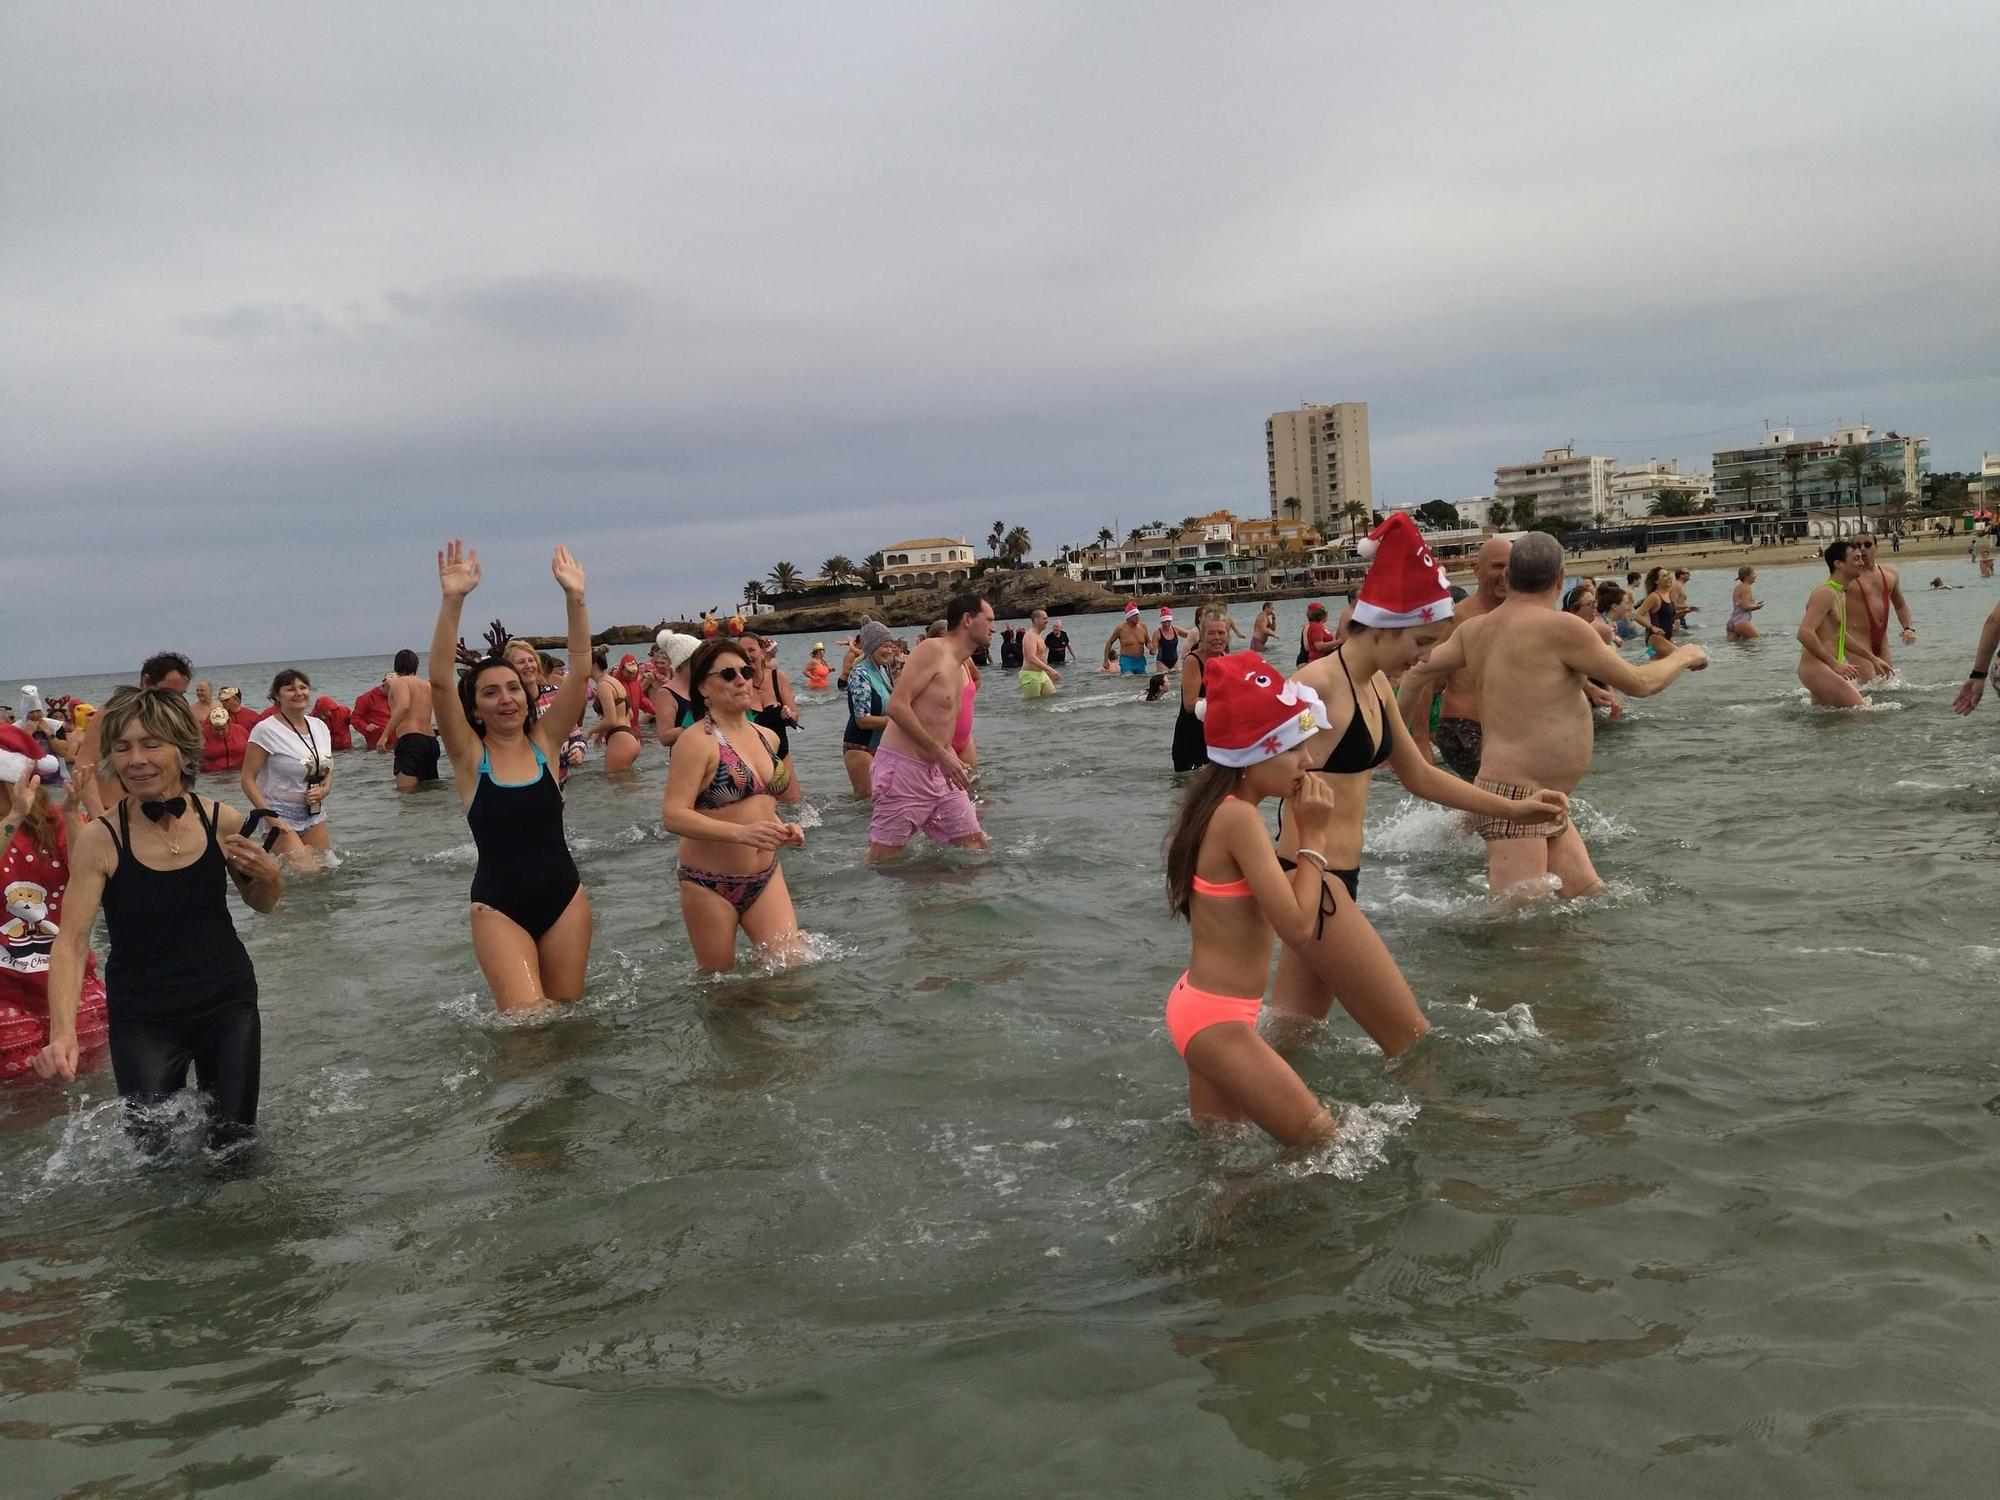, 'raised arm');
535,547,593,750
430,540,483,784
1557,615,1705,696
